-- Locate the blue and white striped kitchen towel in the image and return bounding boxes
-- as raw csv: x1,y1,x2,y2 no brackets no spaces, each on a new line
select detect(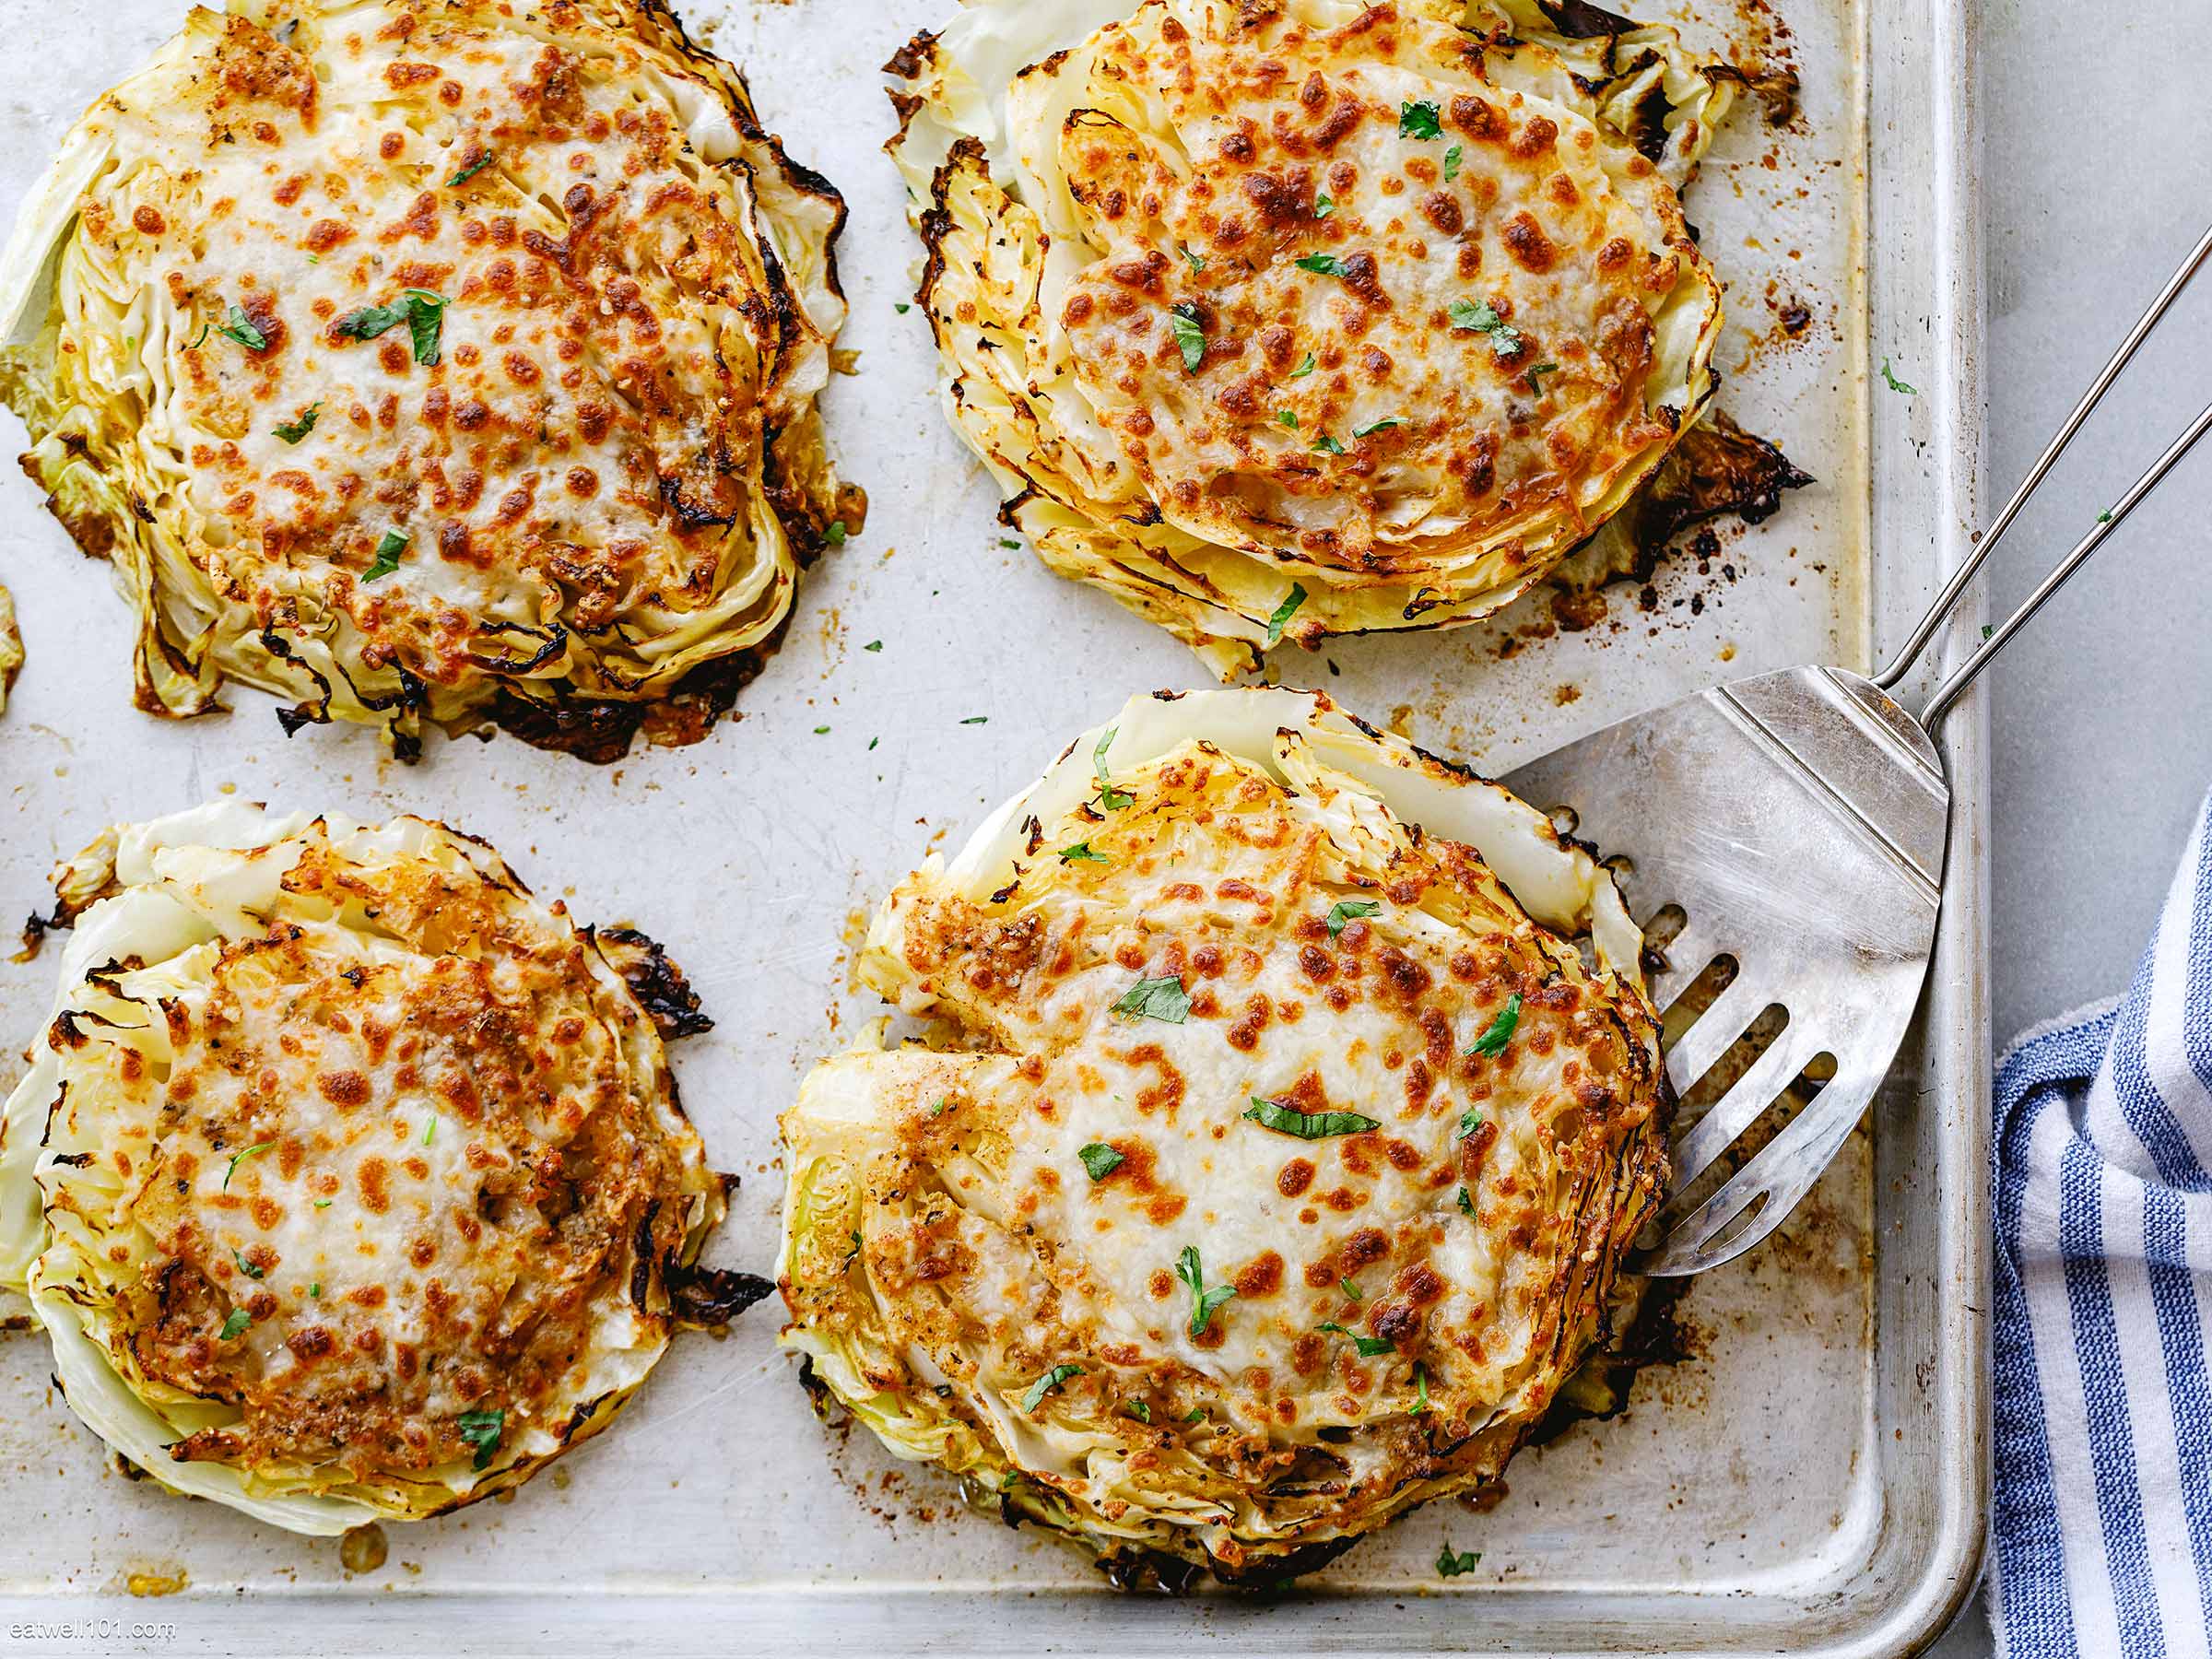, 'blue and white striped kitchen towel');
1994,784,2212,1657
